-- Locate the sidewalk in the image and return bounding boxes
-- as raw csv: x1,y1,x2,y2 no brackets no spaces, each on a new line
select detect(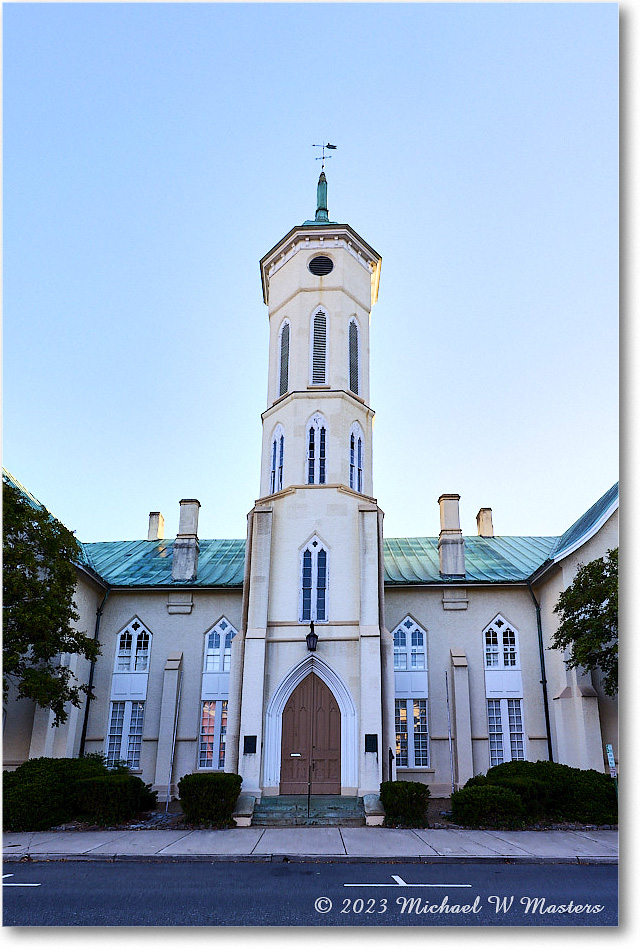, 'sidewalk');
3,827,618,865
